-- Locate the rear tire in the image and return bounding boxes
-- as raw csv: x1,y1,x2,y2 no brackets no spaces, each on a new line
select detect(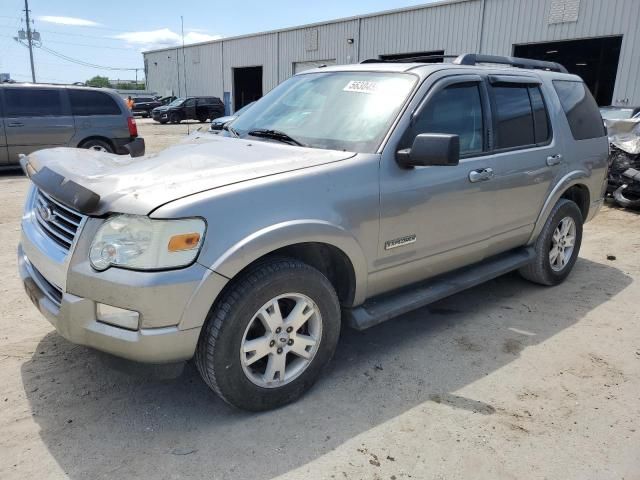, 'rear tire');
519,199,583,286
195,258,341,411
79,138,114,153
